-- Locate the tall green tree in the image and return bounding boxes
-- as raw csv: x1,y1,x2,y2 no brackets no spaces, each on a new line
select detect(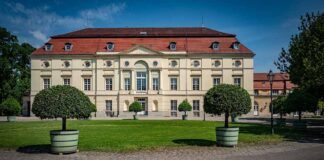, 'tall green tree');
0,27,35,104
275,12,324,99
